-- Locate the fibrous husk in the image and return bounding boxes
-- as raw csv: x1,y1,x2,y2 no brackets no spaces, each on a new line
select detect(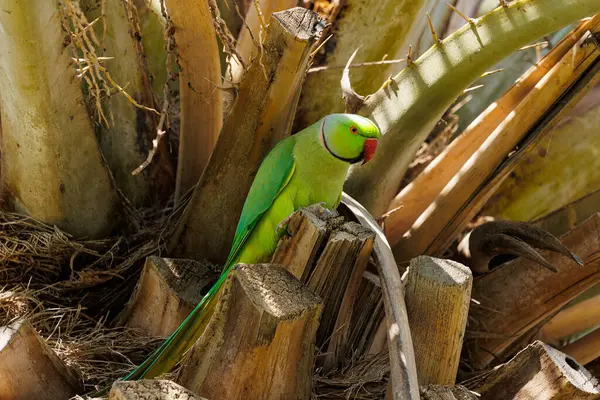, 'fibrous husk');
0,210,173,395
